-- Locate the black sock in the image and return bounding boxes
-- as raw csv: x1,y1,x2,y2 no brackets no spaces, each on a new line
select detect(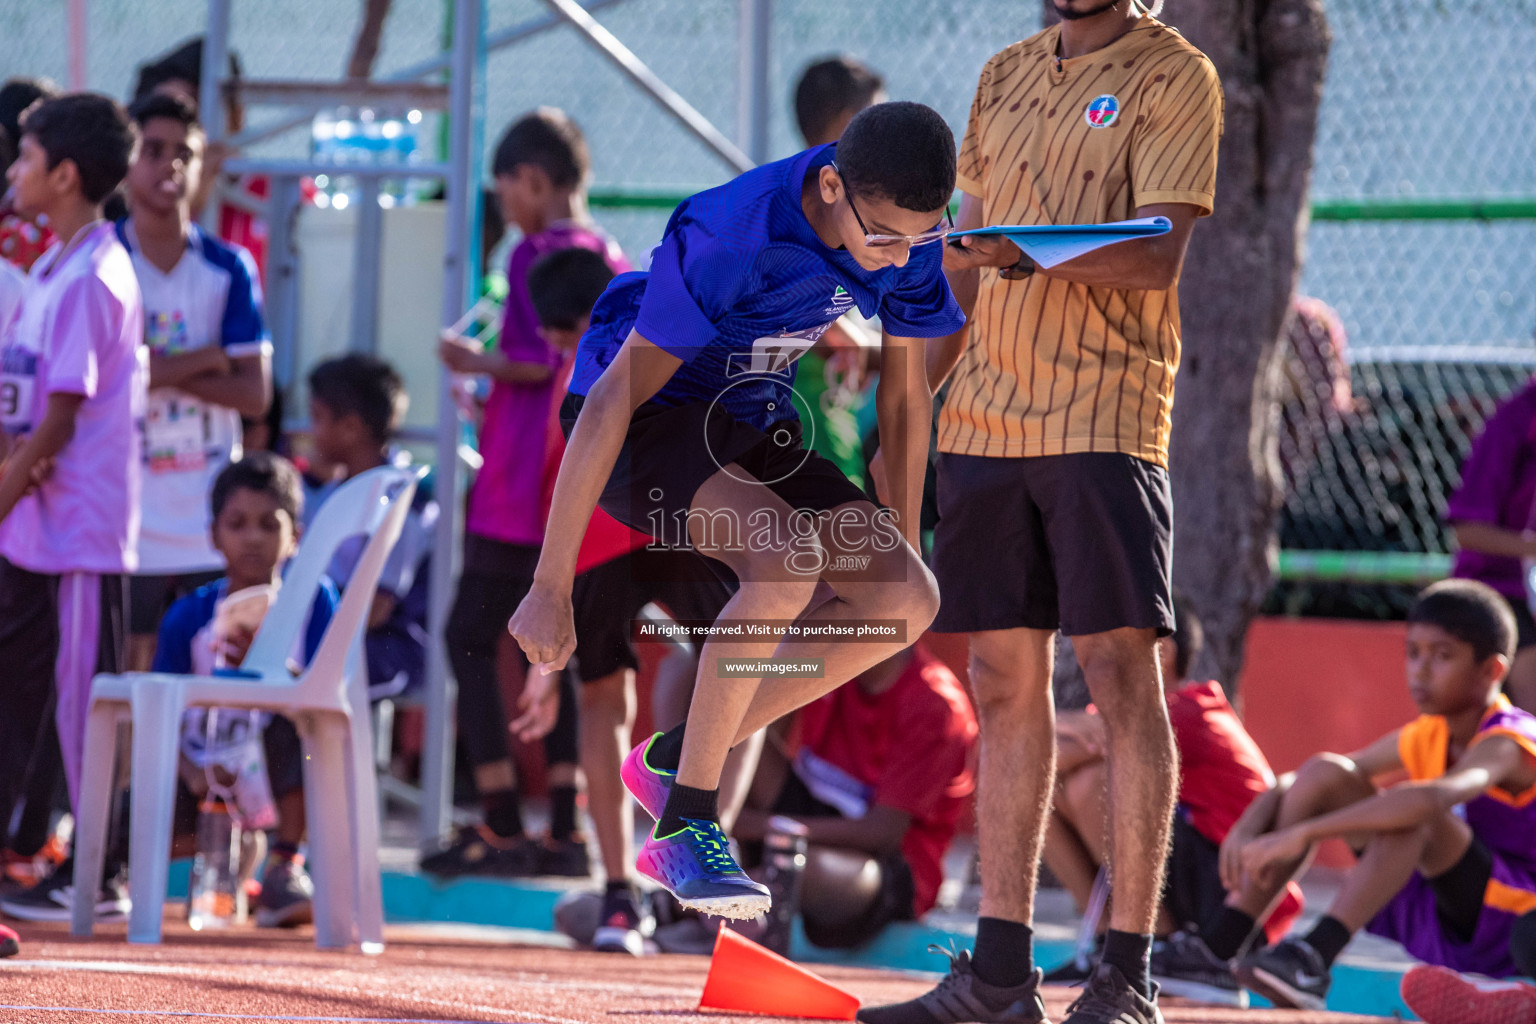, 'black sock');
605,878,633,895
656,783,718,837
1510,911,1536,978
269,840,301,861
1102,930,1153,999
972,917,1034,988
549,784,579,841
482,788,524,839
1303,915,1352,968
647,724,686,772
1202,906,1258,961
